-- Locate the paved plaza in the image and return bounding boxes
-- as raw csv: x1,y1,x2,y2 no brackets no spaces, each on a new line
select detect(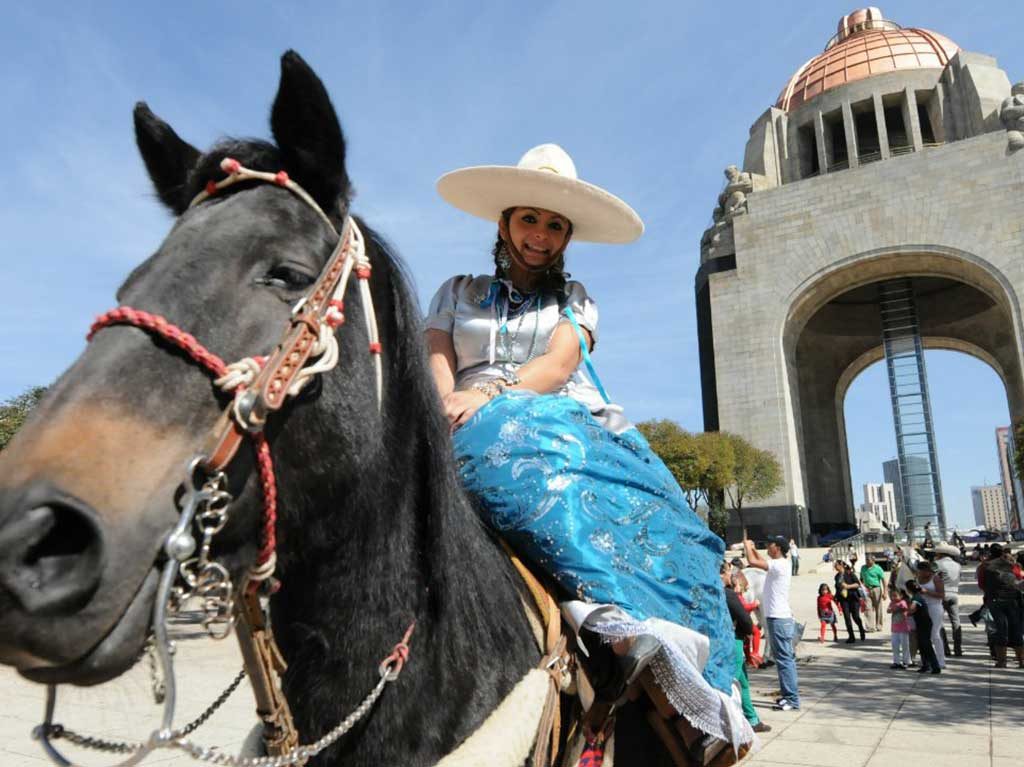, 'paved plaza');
0,559,1021,766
